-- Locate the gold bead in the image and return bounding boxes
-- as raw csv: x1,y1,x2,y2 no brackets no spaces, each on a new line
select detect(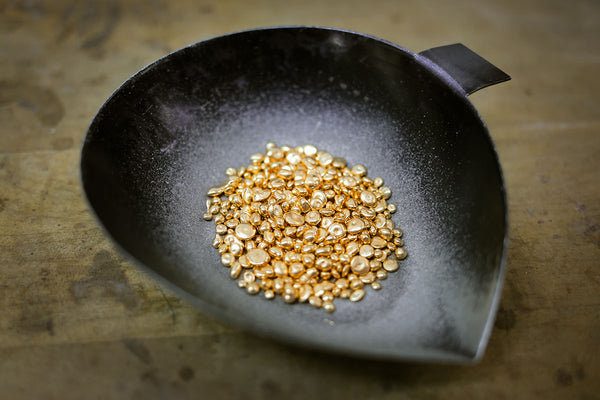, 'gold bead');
315,257,333,271
215,224,227,235
246,282,260,295
303,144,318,156
383,258,399,272
243,270,255,283
351,164,367,177
327,222,346,239
395,247,408,260
360,190,377,206
207,186,224,197
246,248,269,266
376,269,388,280
349,288,366,302
346,218,365,234
379,186,392,200
322,301,336,313
350,255,370,275
346,241,360,256
360,271,375,284
309,296,322,308
359,244,375,258
371,236,387,249
229,262,242,279
288,262,305,278
322,291,334,302
221,253,235,267
316,151,333,166
284,211,304,226
379,227,393,240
